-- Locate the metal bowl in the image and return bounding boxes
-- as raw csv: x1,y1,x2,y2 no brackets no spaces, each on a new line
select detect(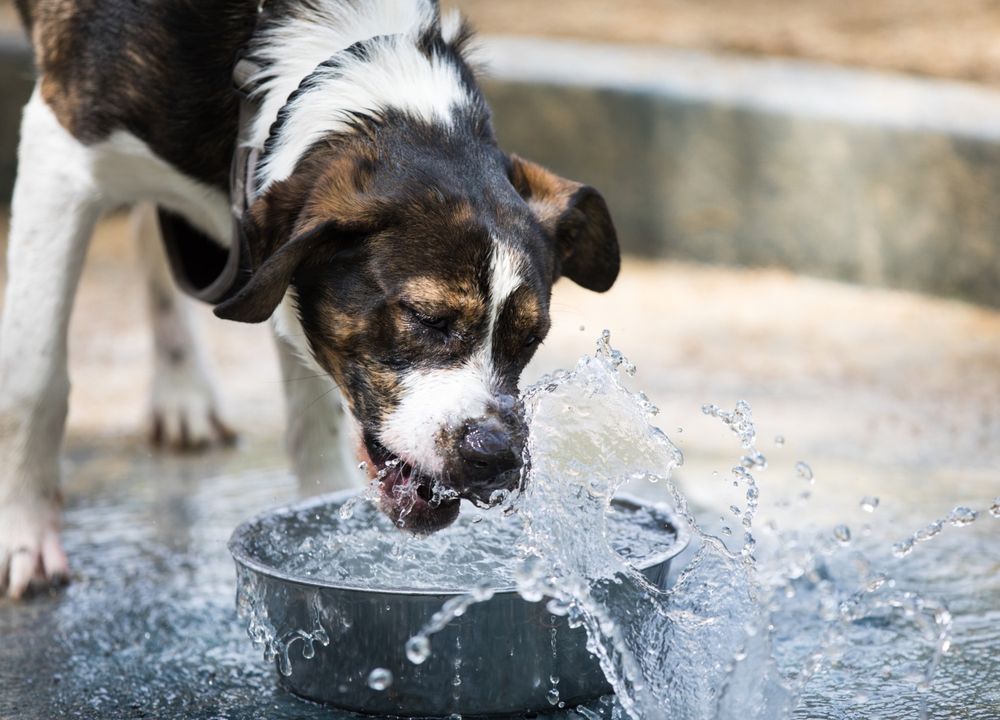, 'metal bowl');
229,491,688,718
